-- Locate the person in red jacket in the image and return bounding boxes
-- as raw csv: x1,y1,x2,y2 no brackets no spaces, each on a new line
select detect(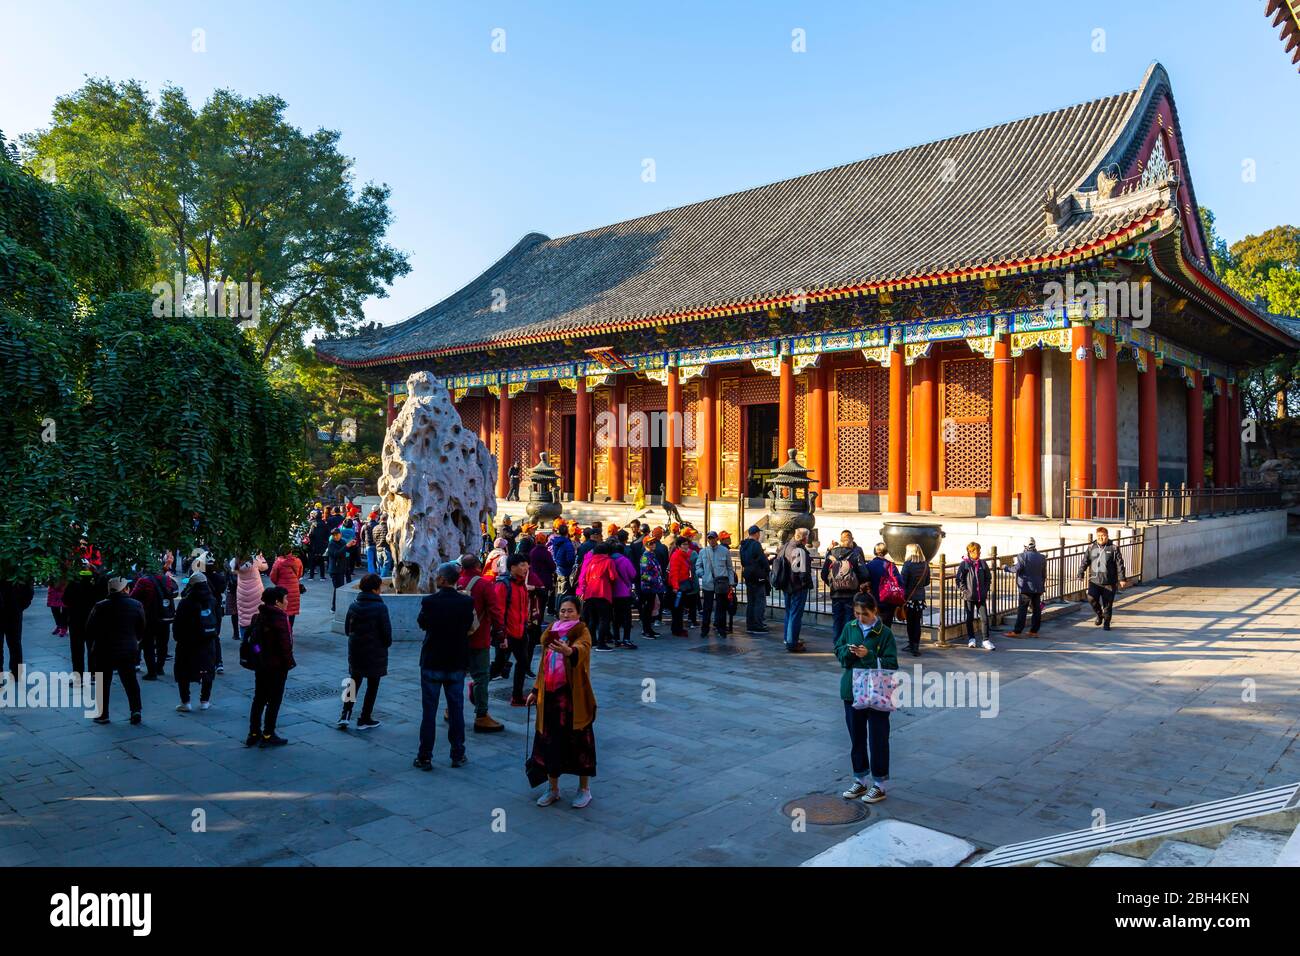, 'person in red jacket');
490,553,532,707
576,541,618,651
667,537,697,637
457,554,503,732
